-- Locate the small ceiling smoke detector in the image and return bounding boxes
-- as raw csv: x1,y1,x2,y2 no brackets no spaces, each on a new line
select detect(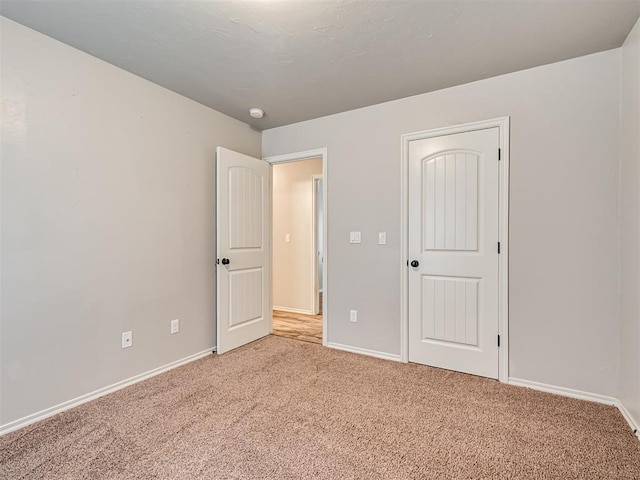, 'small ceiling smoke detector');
249,108,264,119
